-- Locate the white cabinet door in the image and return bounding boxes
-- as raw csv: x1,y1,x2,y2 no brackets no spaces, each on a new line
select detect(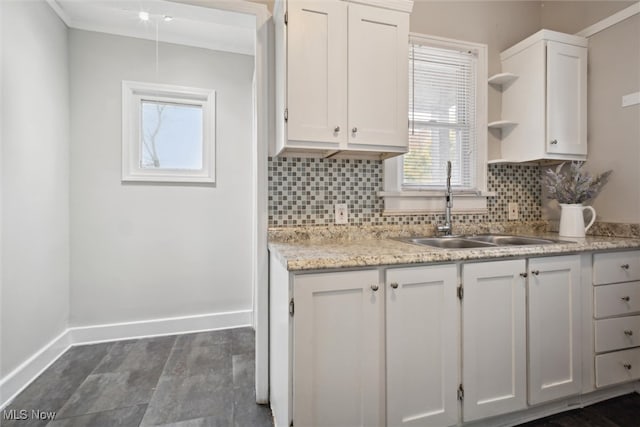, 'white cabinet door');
287,0,347,145
348,3,408,148
462,259,527,421
386,265,459,427
293,270,384,427
546,40,587,156
528,255,582,405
